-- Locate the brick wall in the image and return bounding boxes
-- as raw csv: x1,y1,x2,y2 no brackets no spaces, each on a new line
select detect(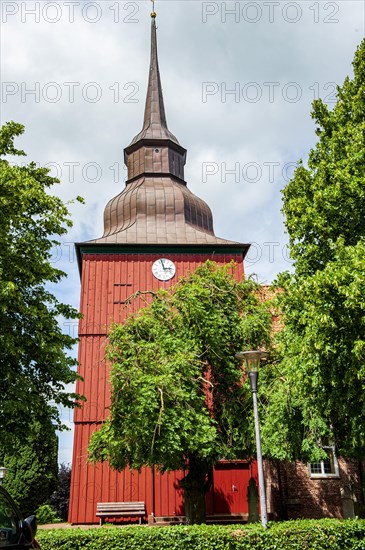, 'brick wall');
265,459,365,520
